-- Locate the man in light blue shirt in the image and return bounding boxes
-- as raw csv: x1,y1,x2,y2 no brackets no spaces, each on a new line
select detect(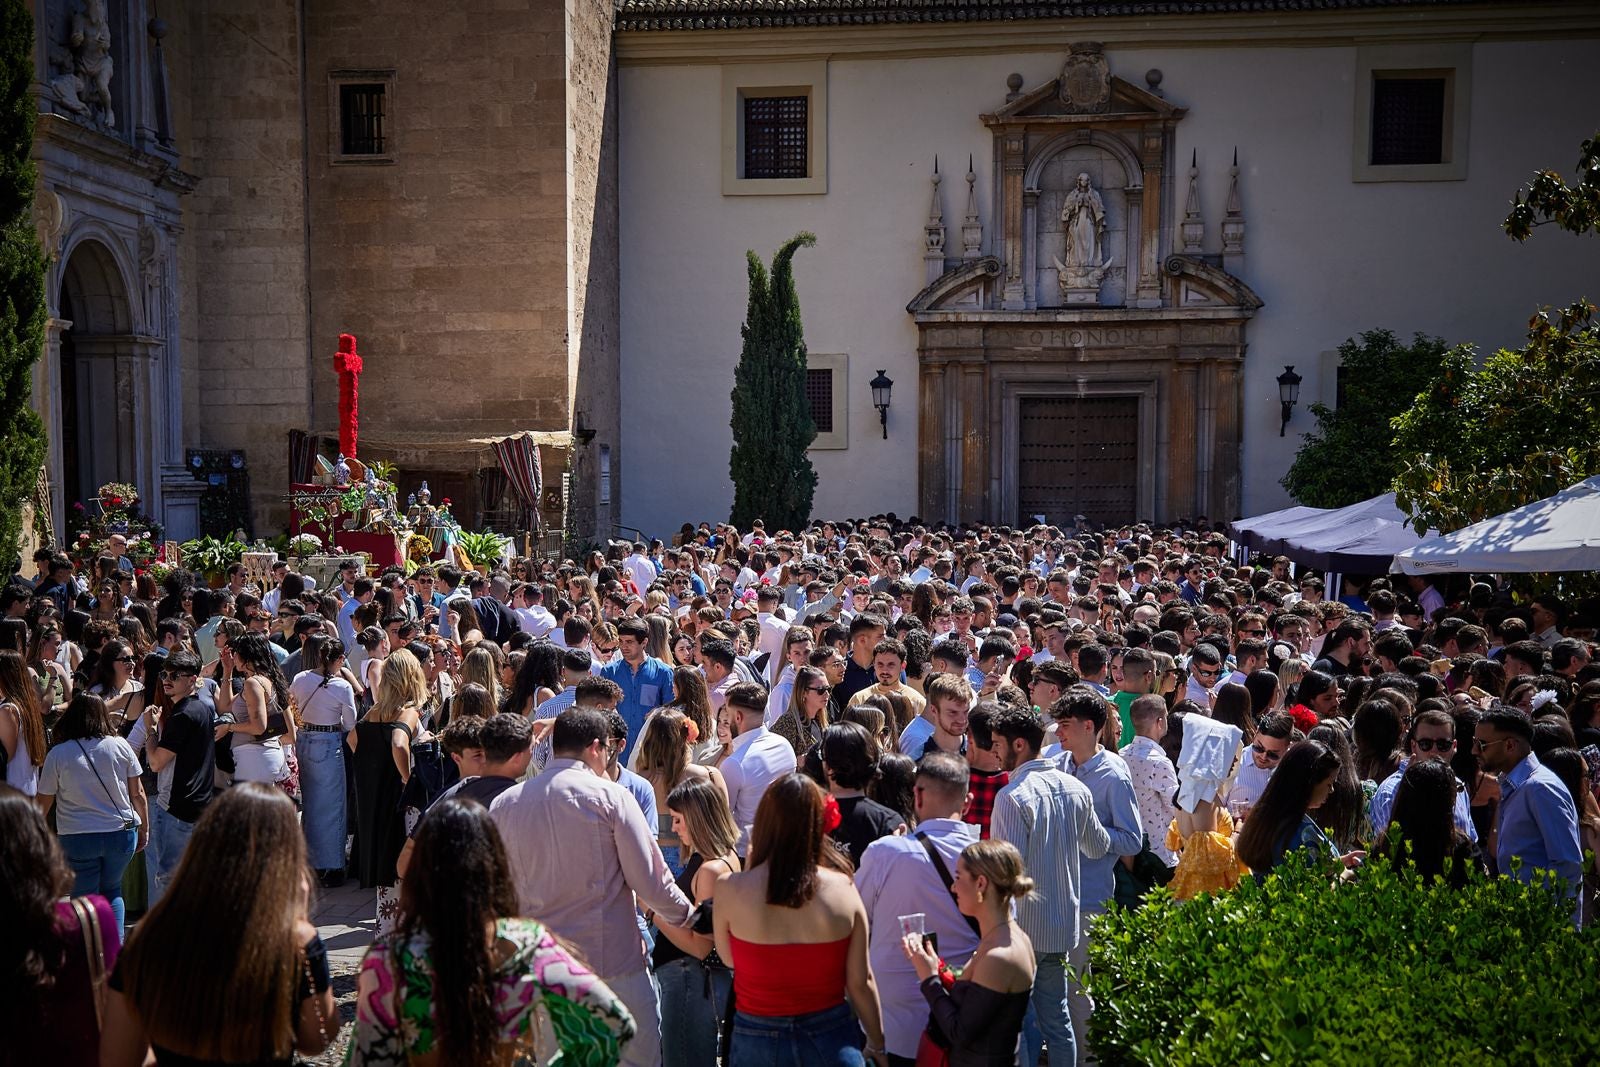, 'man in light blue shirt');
336,577,374,651
1368,708,1478,843
855,752,981,1062
599,617,675,762
990,704,1109,1067
1055,687,1144,1065
1475,705,1582,923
